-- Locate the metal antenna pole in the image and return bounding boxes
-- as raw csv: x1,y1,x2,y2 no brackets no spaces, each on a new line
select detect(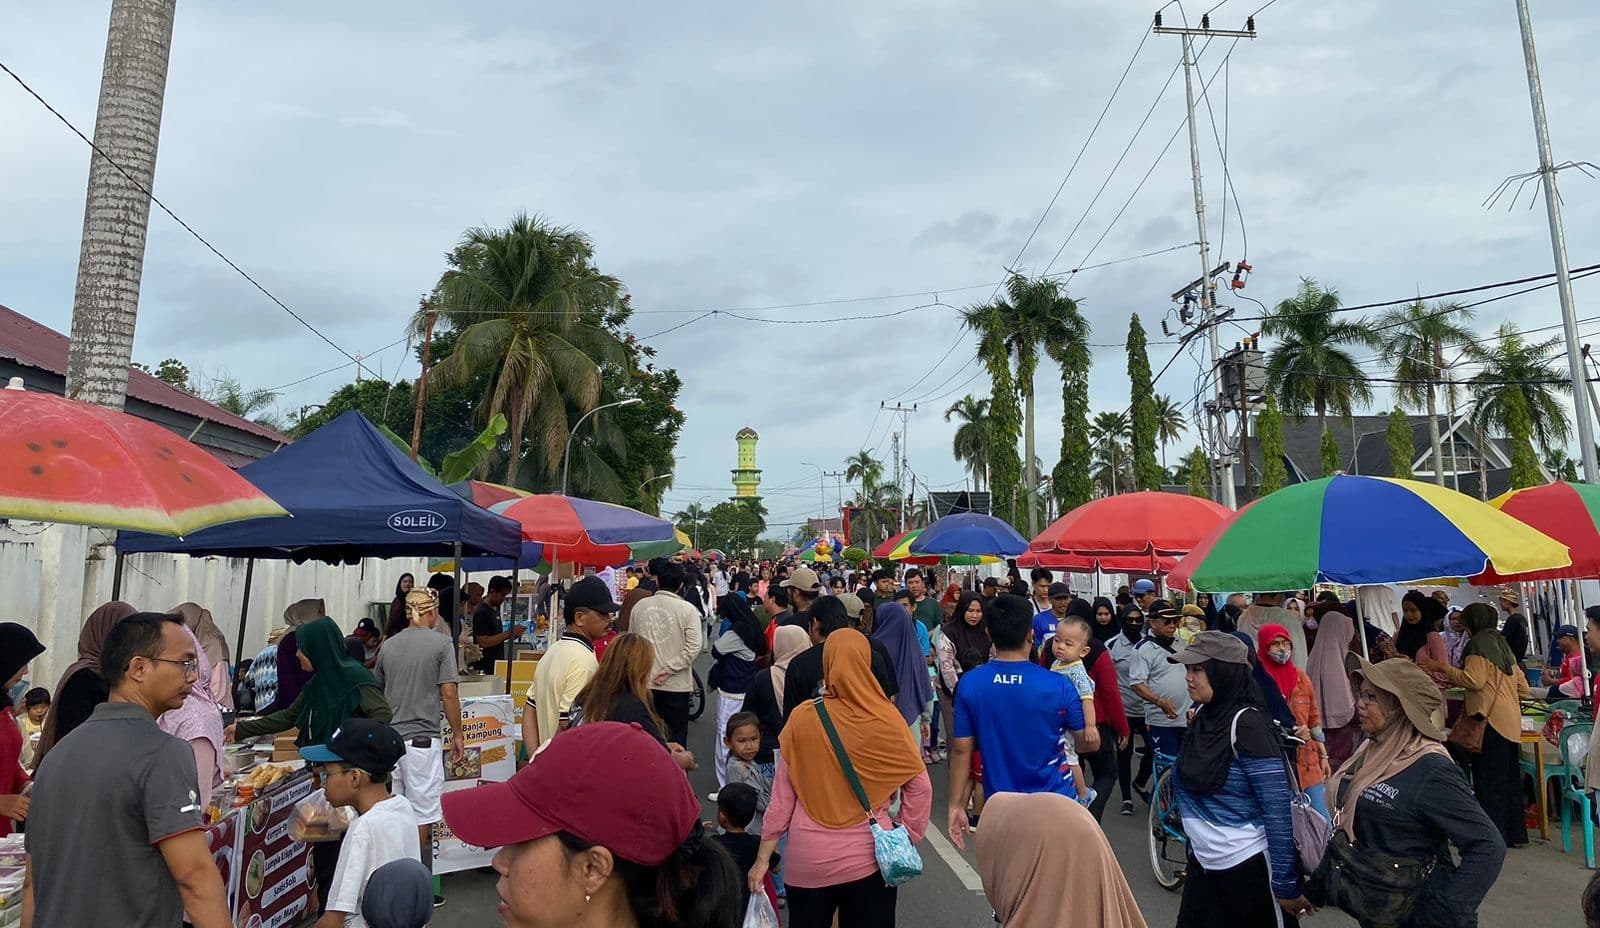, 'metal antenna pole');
882,402,918,530
1514,0,1598,482
1155,12,1255,508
